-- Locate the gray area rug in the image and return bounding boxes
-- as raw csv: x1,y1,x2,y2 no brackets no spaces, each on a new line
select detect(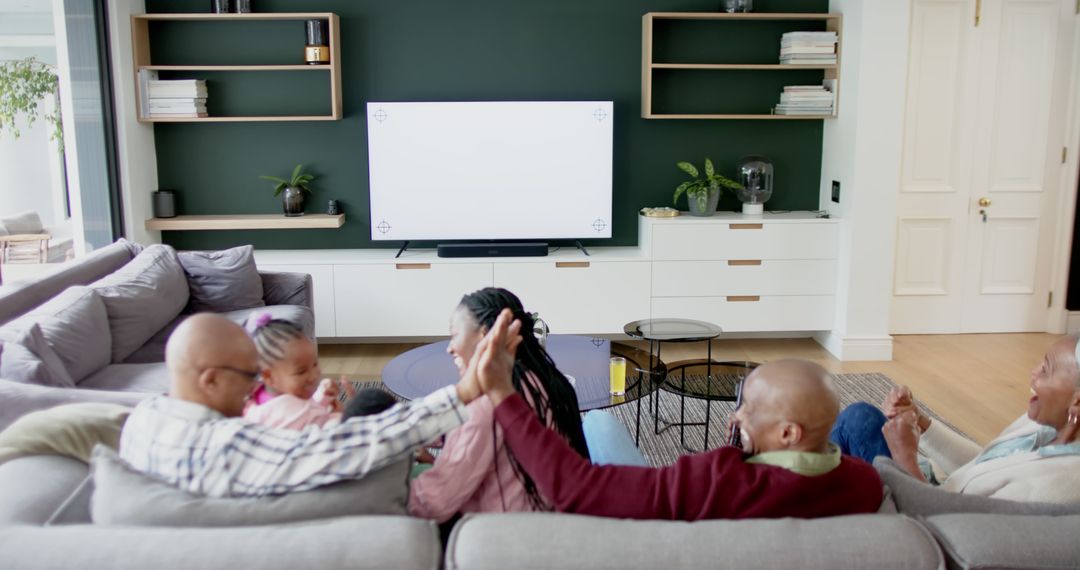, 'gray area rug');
351,372,966,468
